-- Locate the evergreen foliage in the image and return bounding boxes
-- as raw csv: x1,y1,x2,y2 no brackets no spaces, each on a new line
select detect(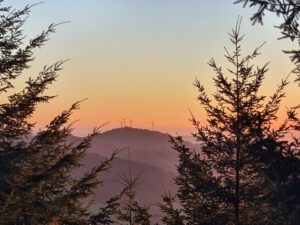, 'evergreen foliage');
0,2,119,224
160,192,184,225
115,150,152,225
234,0,300,82
163,19,300,225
